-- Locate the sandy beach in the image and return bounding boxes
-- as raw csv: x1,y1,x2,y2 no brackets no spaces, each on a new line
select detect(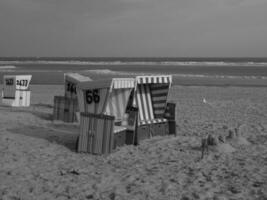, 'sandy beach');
0,84,267,200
